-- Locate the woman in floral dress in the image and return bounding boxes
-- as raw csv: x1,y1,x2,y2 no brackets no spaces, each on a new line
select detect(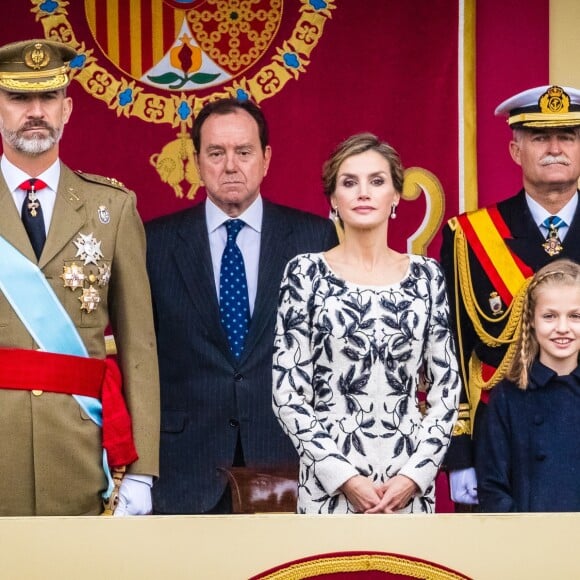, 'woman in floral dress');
272,133,460,514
